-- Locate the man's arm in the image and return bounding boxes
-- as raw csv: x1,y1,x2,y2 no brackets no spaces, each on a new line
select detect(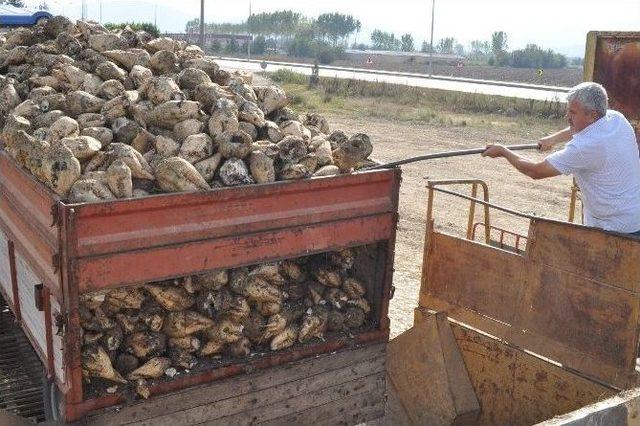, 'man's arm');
482,145,561,180
539,127,573,151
